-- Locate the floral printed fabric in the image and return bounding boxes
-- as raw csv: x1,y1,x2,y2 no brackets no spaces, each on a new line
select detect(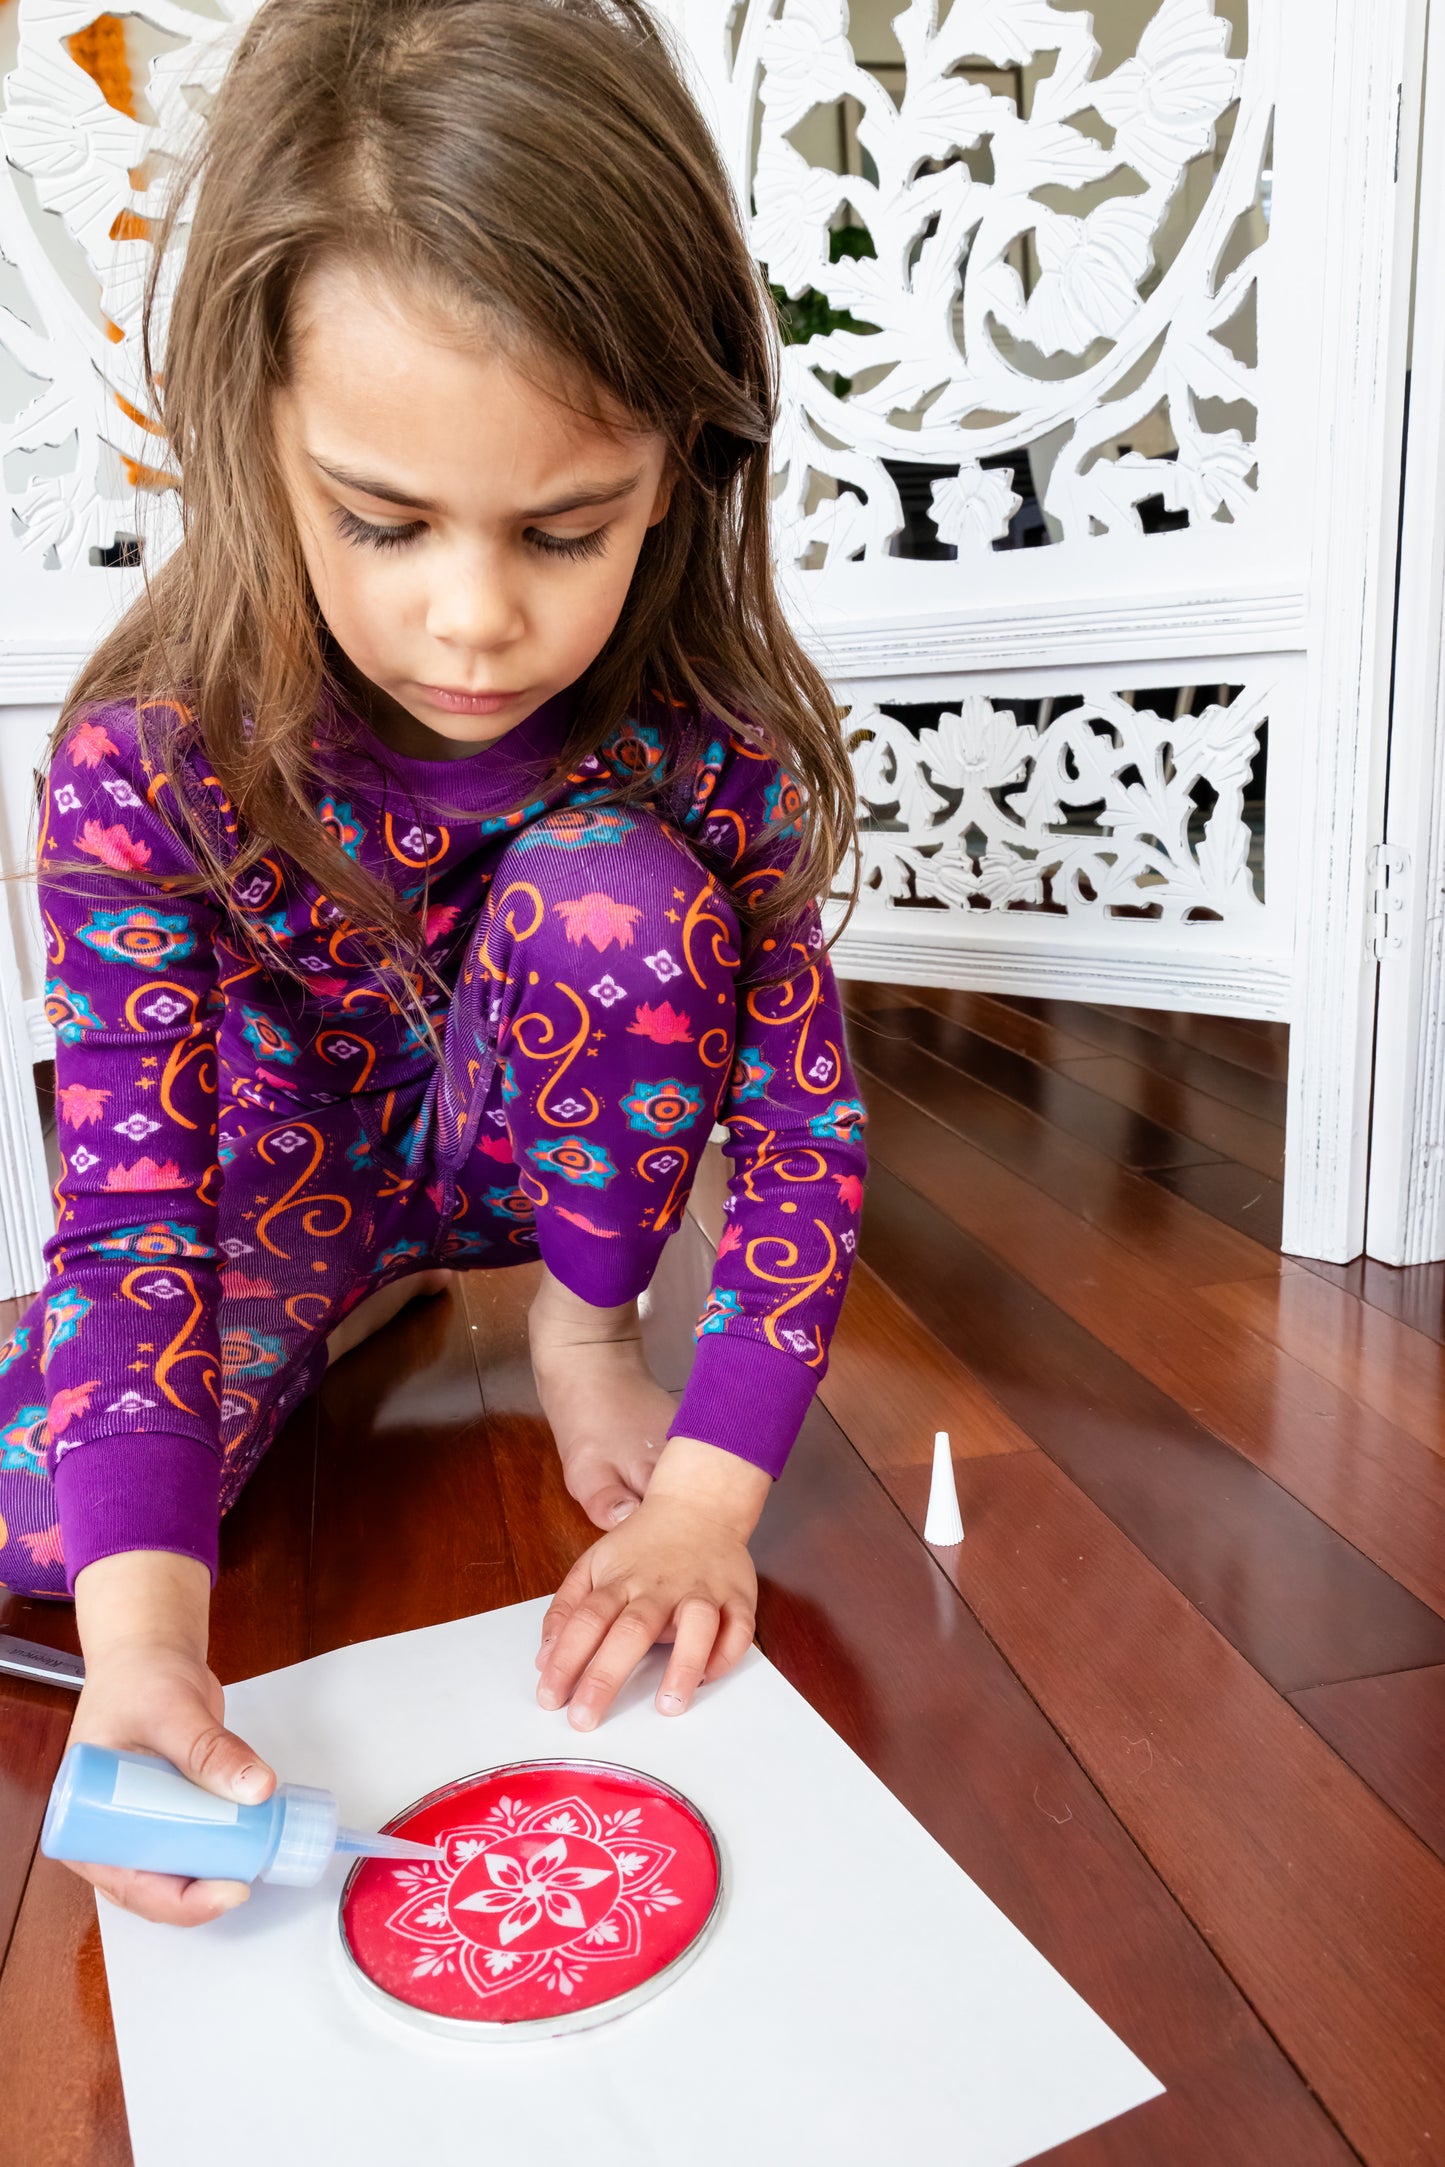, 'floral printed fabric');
0,686,866,1597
